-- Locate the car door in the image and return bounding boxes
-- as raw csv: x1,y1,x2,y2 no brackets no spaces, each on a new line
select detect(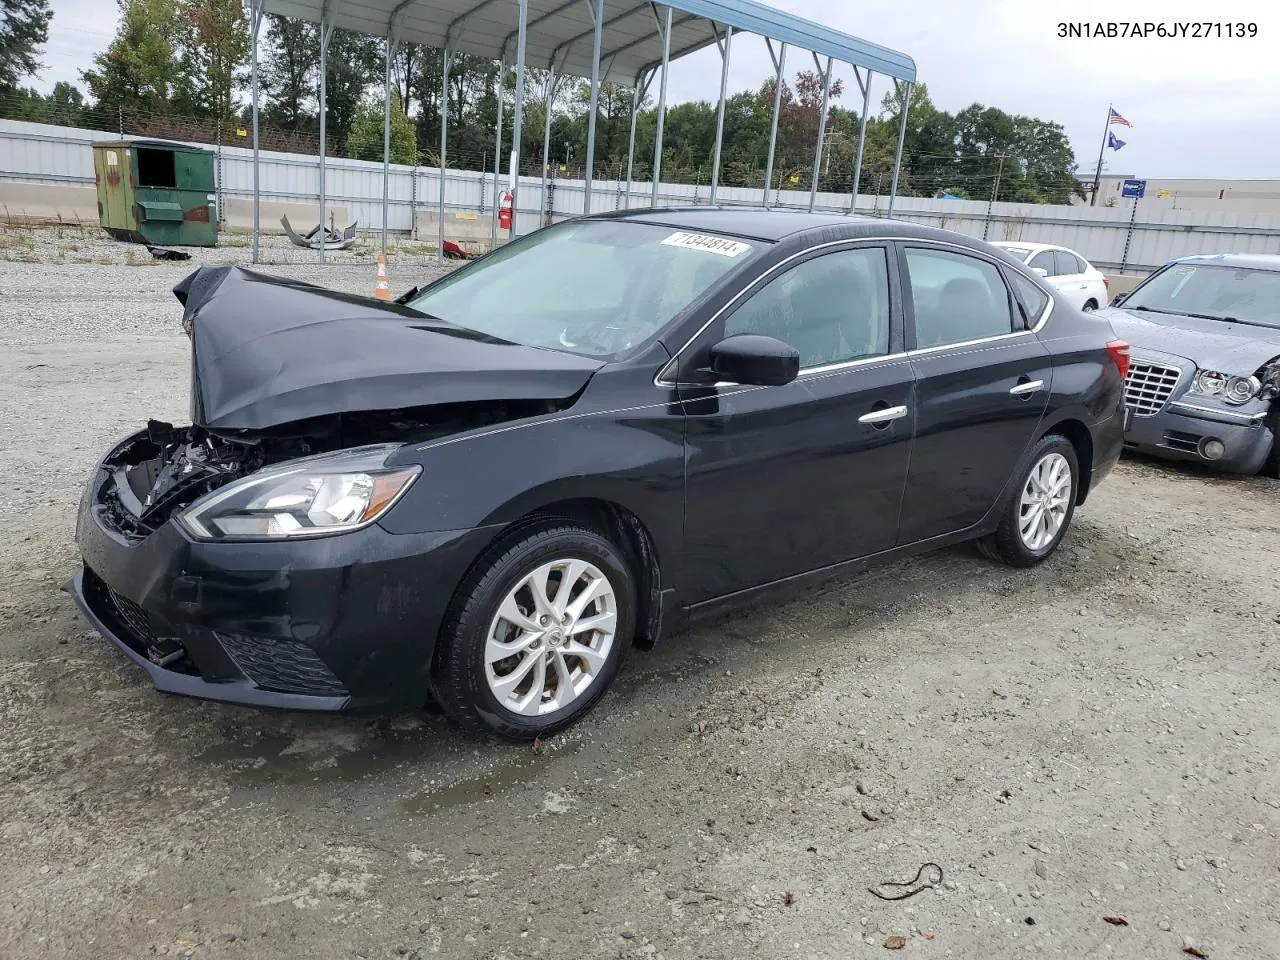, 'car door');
1053,249,1094,308
896,242,1053,544
674,242,915,603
